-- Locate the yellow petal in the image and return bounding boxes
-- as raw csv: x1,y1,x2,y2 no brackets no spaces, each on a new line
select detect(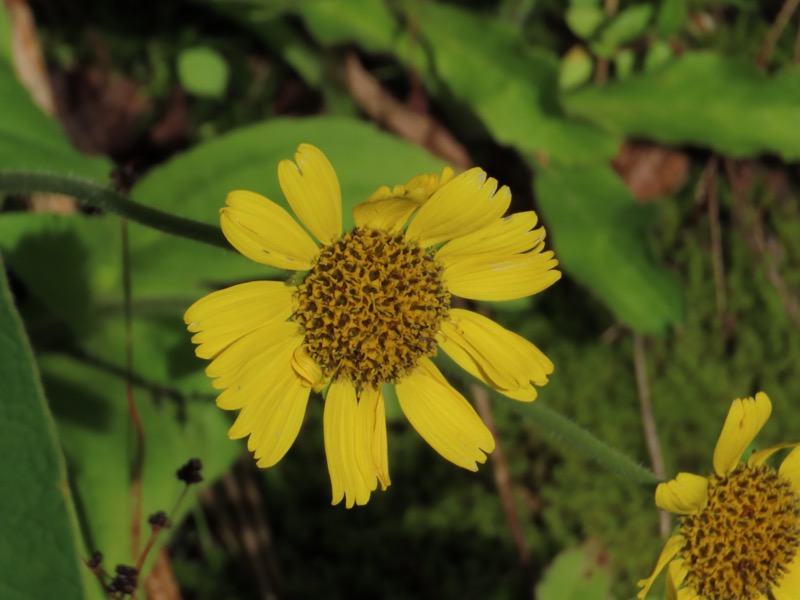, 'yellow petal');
324,380,372,508
354,167,455,232
277,144,342,245
655,473,709,515
713,392,772,476
439,308,553,401
248,367,311,468
207,321,302,398
221,190,319,270
226,336,304,443
637,535,684,600
291,344,325,388
748,442,800,468
354,386,392,493
772,551,800,600
441,250,561,301
395,358,494,470
185,281,296,359
665,559,690,600
778,445,800,495
372,387,391,489
436,212,544,260
405,168,511,247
